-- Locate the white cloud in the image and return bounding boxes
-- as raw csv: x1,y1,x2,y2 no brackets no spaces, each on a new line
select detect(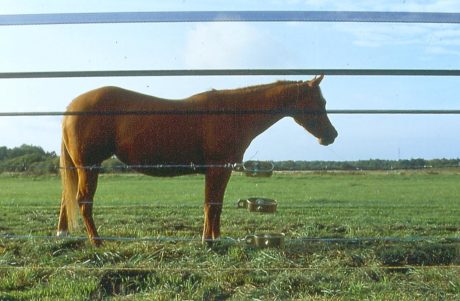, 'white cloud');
184,23,257,68
426,45,460,56
272,0,460,58
183,23,298,69
342,24,423,48
335,22,460,58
